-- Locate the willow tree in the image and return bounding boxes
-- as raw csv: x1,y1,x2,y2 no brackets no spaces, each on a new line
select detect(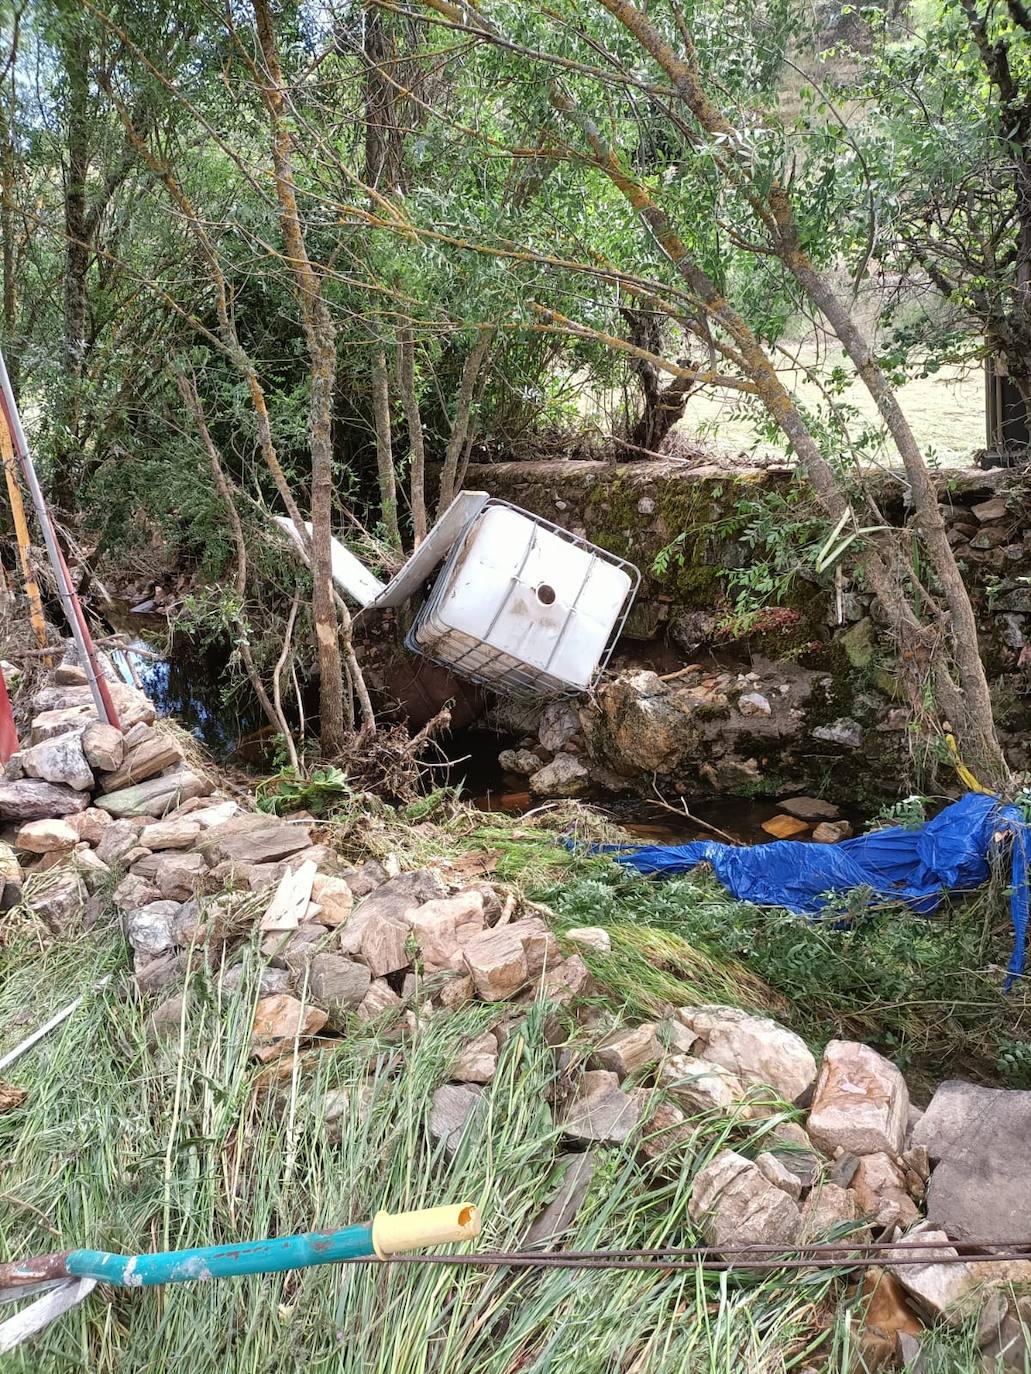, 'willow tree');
391,0,1009,786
